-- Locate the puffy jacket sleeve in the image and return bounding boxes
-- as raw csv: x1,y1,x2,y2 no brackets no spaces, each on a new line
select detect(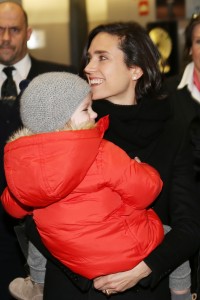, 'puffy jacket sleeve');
1,187,32,219
101,141,163,208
